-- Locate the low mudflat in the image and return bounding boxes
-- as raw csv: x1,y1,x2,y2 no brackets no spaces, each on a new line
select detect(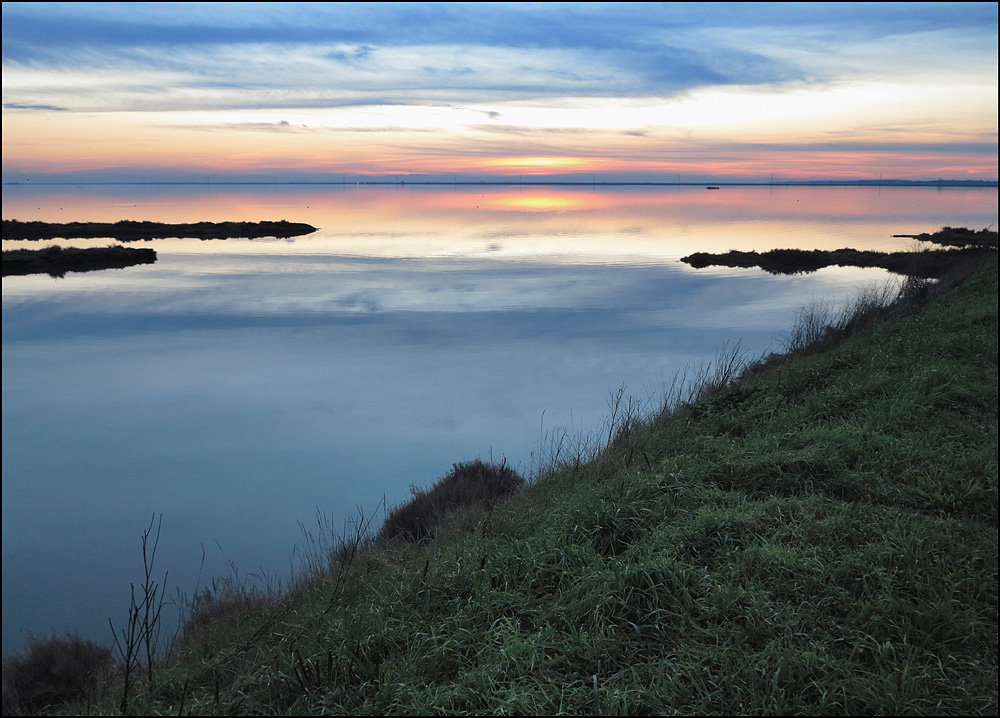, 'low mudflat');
682,226,998,277
2,219,318,241
2,244,157,277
